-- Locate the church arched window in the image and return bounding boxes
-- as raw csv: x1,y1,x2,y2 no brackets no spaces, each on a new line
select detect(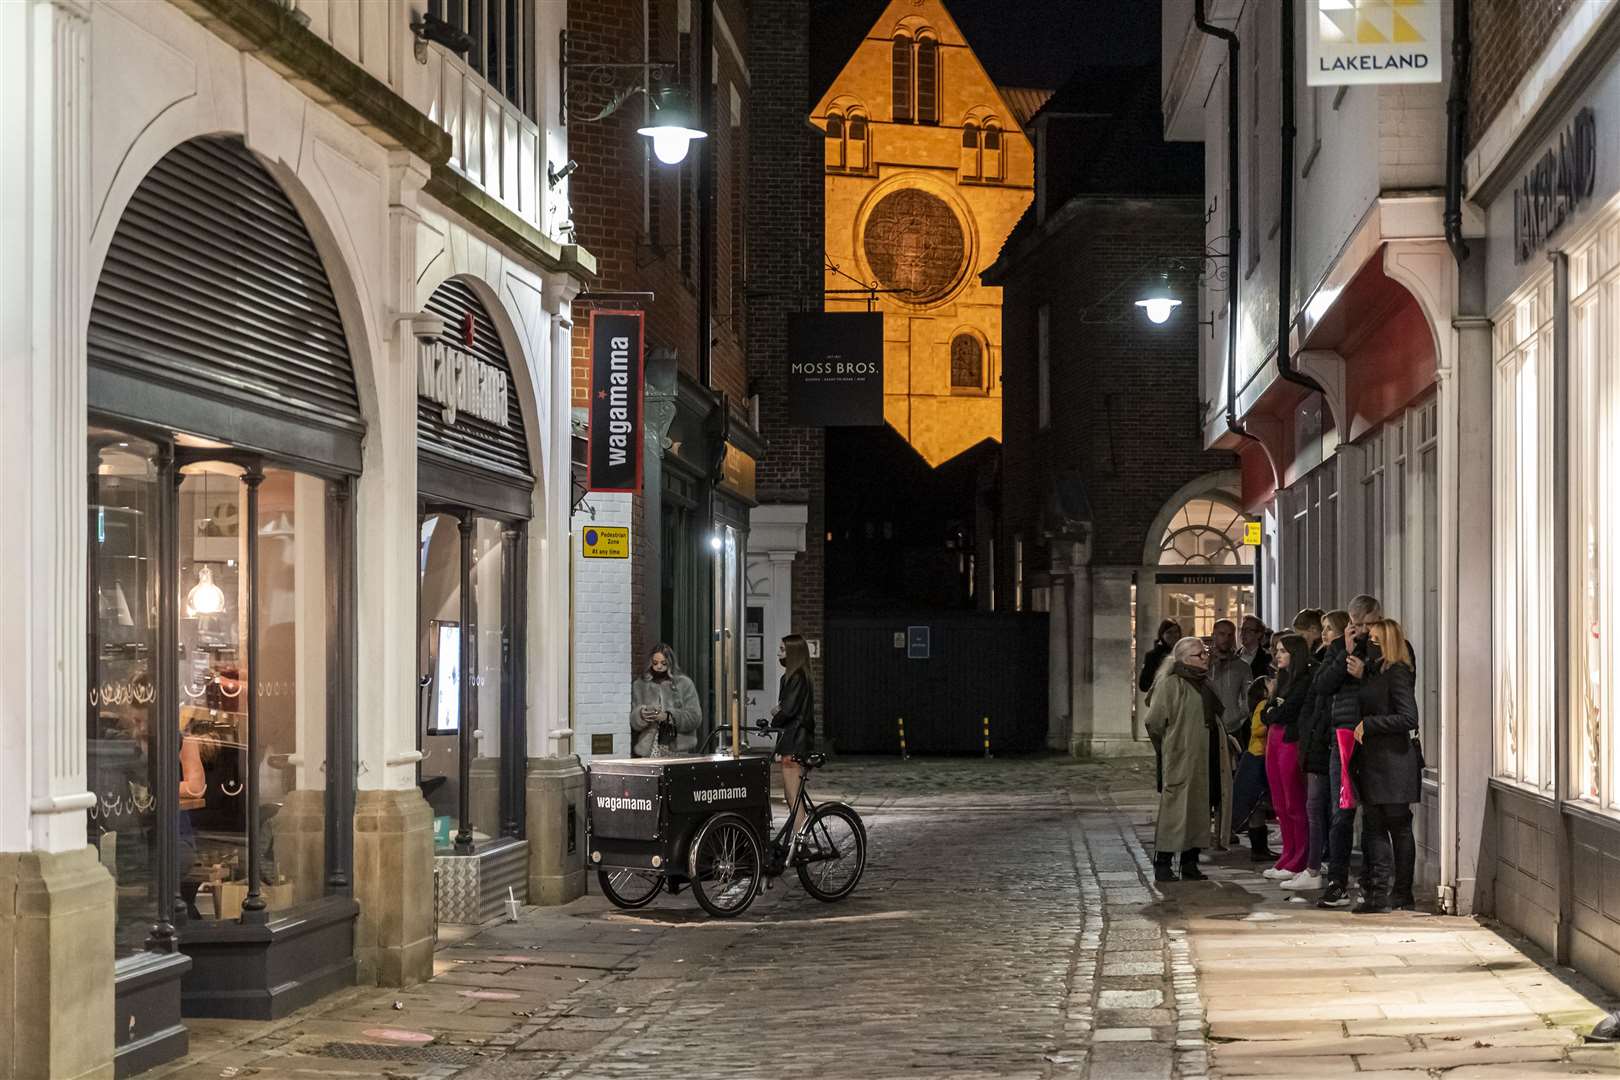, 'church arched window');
960,122,980,180
847,111,869,171
982,121,1004,181
951,332,987,393
916,36,940,125
825,112,845,170
891,34,913,123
